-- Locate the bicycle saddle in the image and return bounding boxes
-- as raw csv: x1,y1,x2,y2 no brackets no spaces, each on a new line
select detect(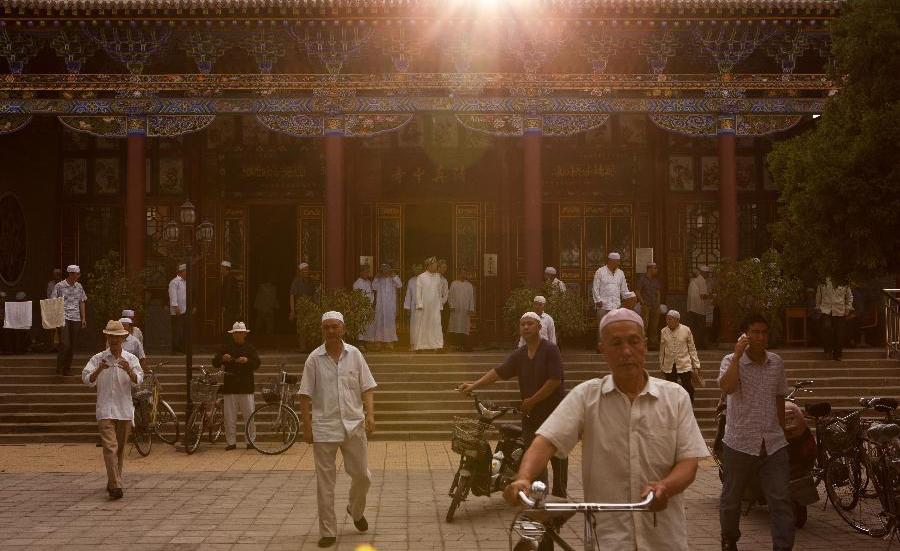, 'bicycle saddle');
867,423,900,444
498,423,523,438
522,497,577,524
805,402,832,418
872,397,899,412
